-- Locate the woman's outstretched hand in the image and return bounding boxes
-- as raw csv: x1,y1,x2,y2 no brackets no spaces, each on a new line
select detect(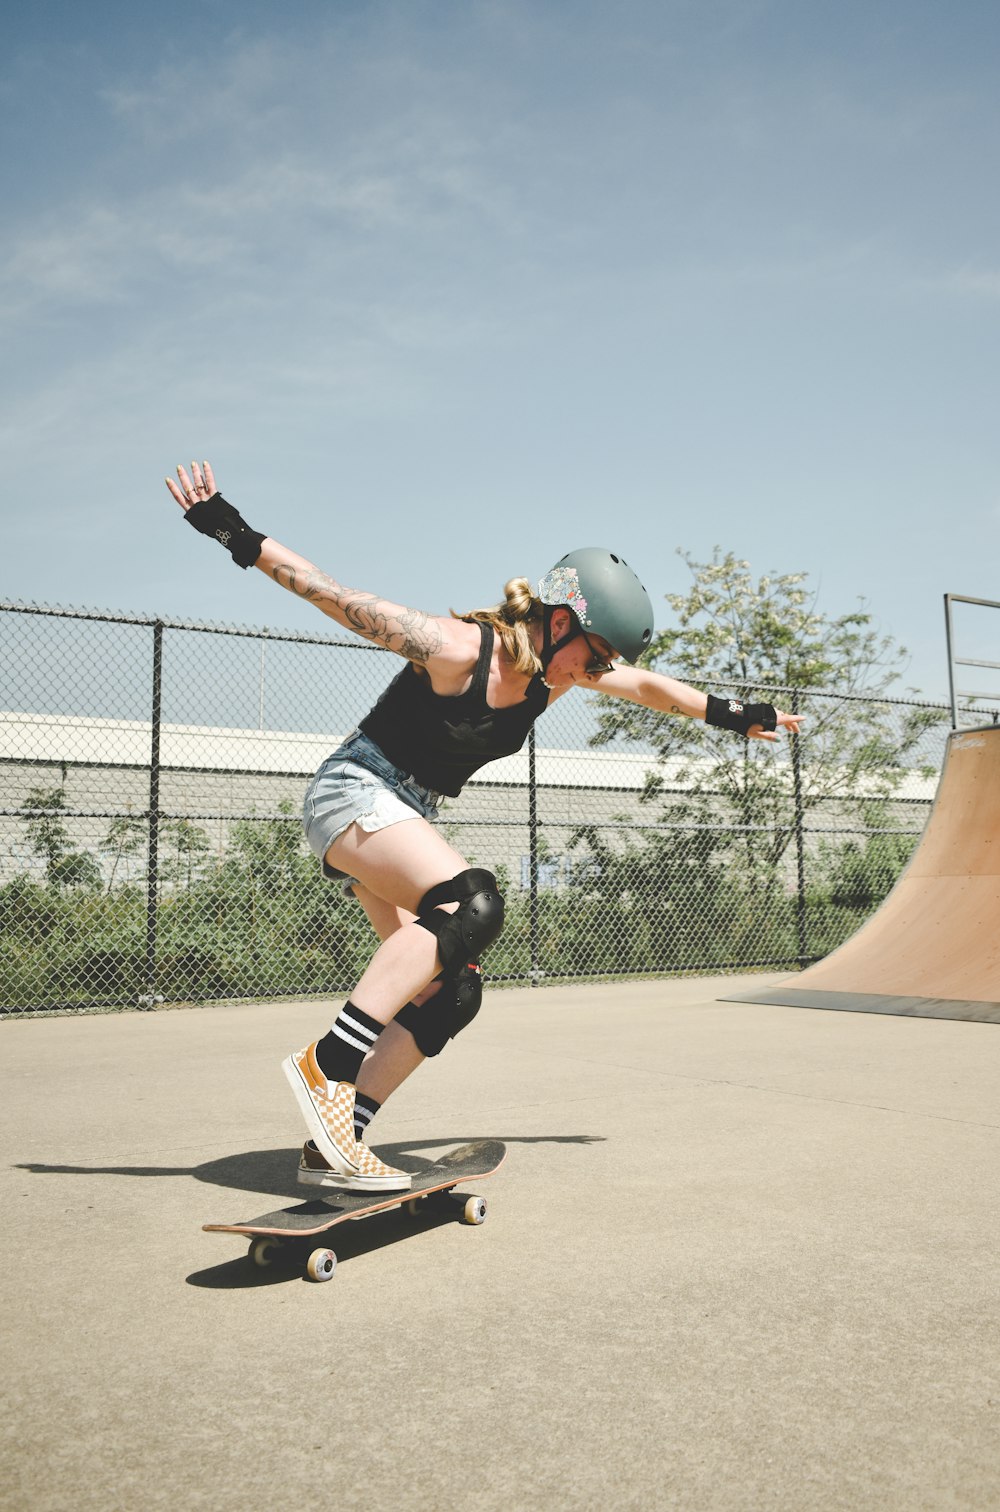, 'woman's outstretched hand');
165,460,216,512
749,708,803,742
